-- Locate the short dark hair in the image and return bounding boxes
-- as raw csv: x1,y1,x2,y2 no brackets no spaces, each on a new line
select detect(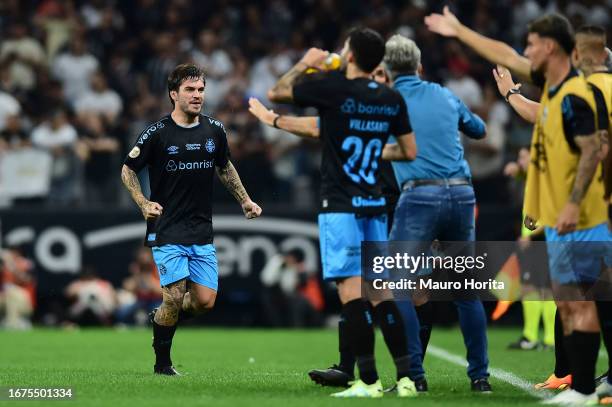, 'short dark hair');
577,25,606,36
527,14,575,55
347,27,385,73
576,25,607,44
167,64,206,105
